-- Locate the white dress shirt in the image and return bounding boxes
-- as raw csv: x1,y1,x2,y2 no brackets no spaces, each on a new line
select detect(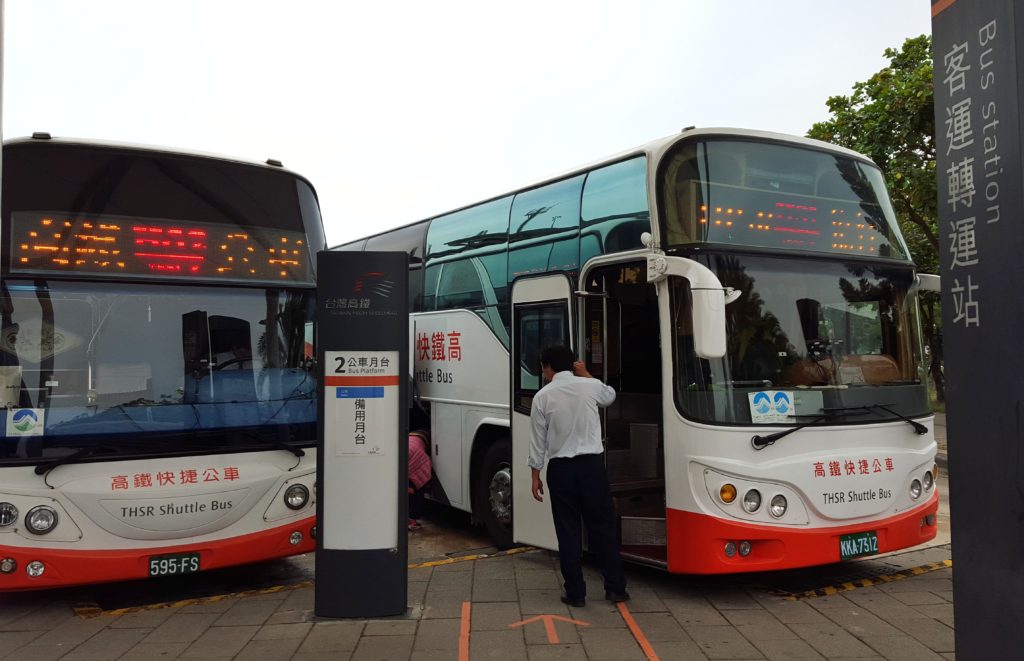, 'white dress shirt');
528,370,616,470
